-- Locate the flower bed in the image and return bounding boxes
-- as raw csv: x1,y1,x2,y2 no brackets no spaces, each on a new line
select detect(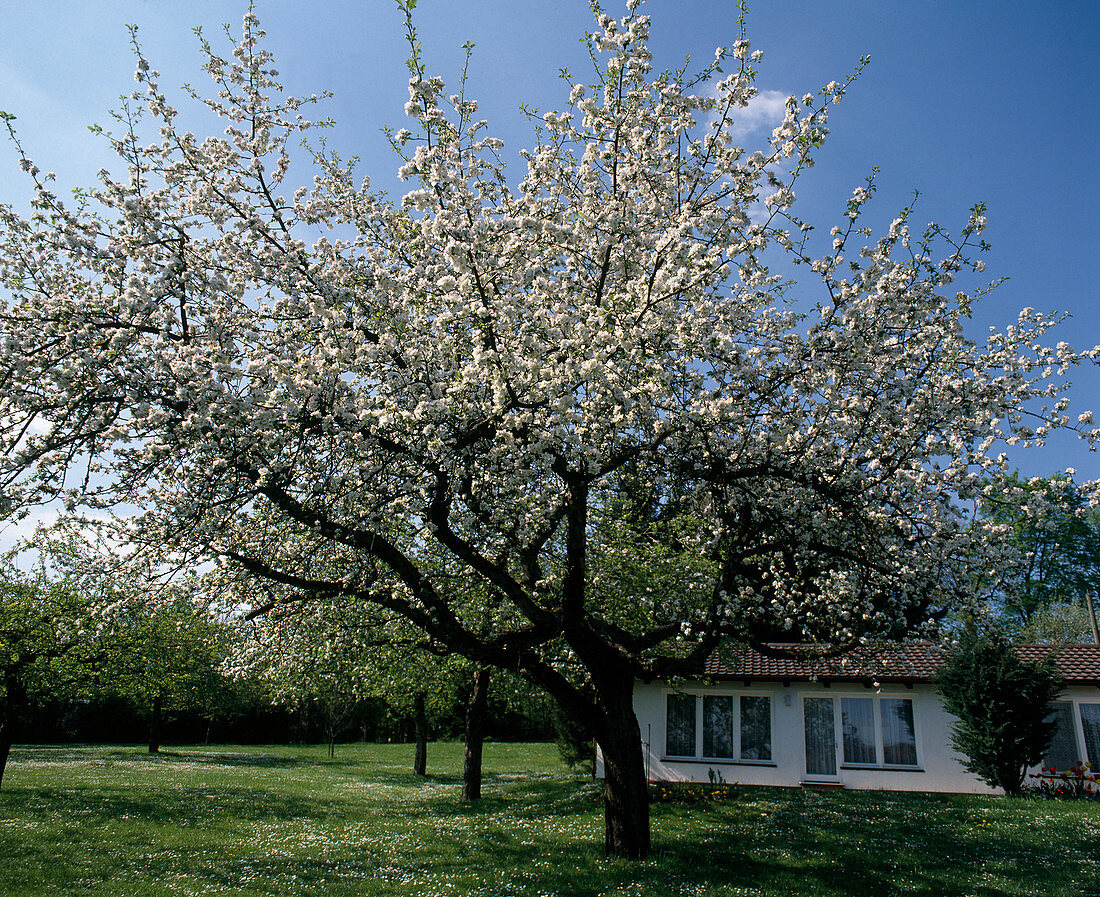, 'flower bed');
648,781,742,803
1028,762,1099,800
